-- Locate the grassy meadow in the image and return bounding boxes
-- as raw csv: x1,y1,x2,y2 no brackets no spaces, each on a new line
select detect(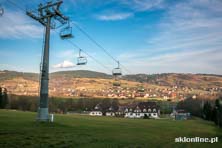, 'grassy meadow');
0,109,221,148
